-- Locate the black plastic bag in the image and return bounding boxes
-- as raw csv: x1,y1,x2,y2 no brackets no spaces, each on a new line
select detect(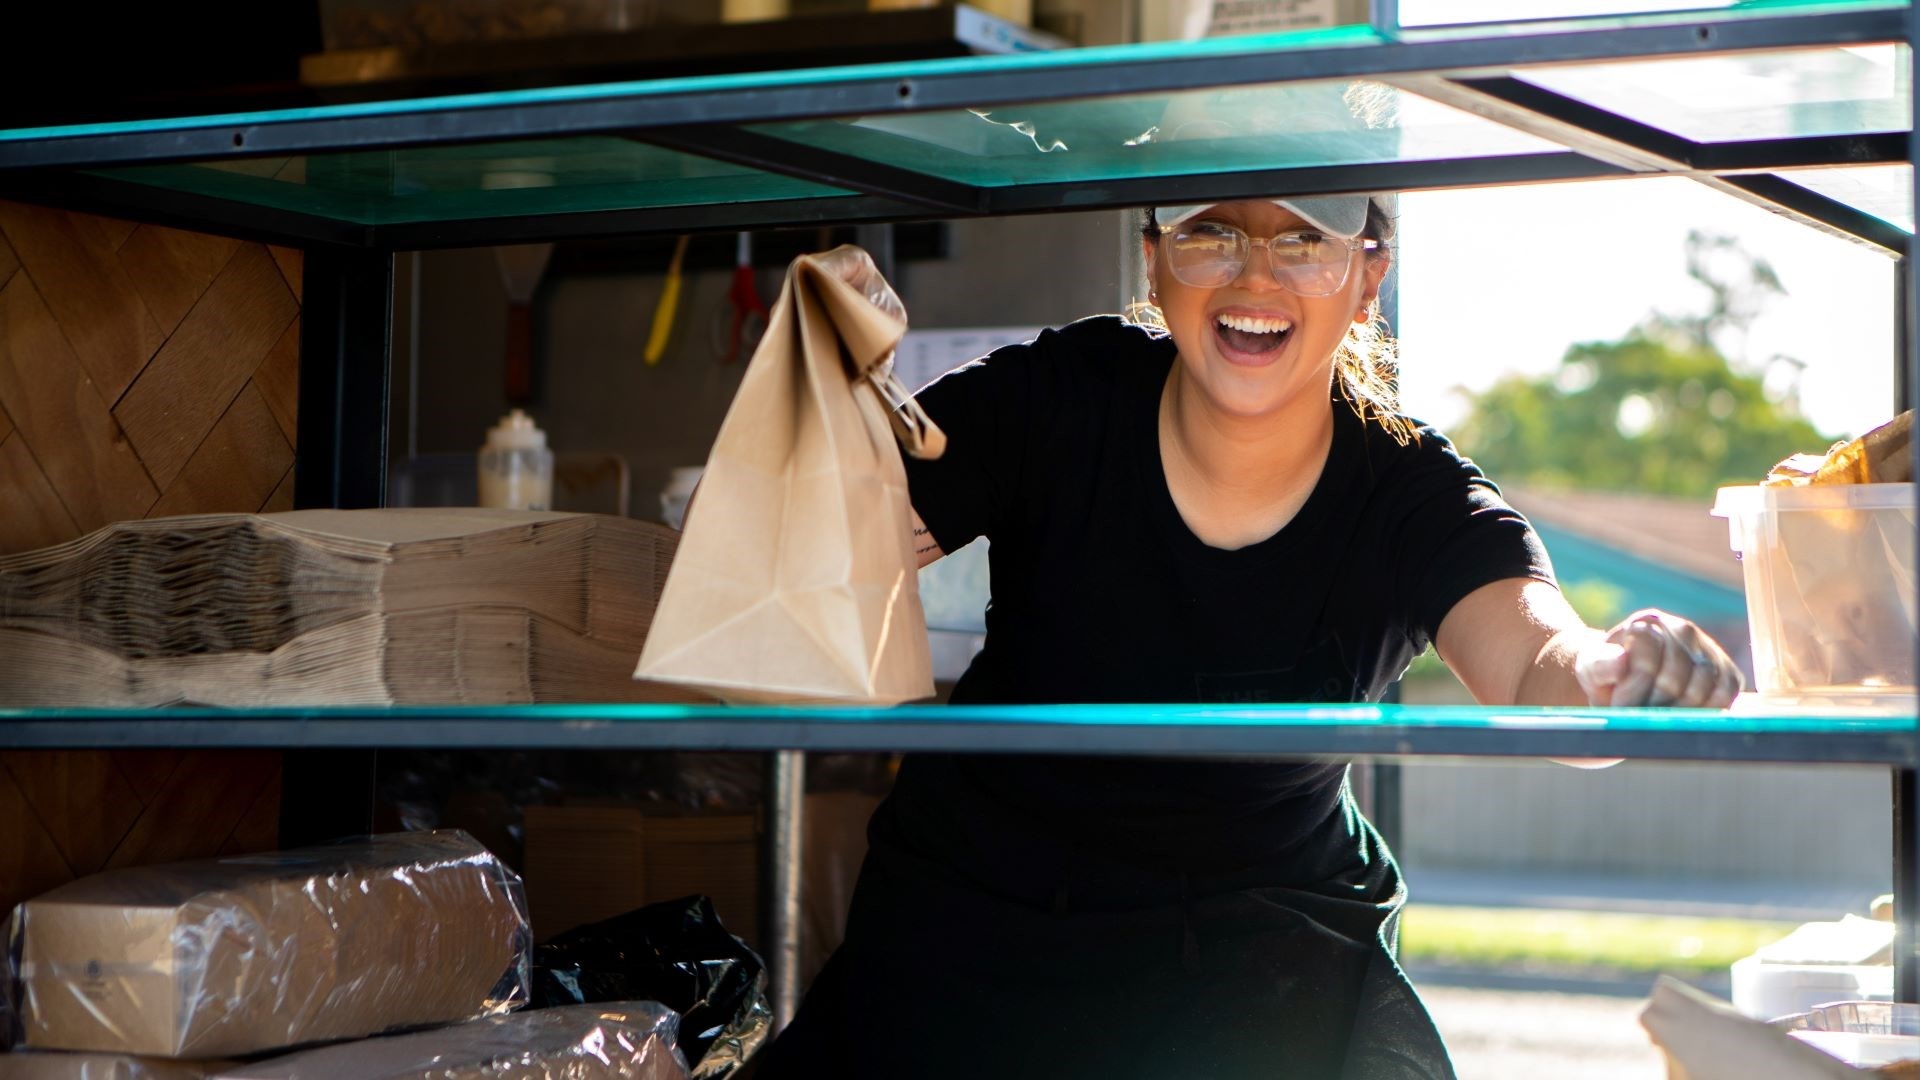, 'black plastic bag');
532,895,770,1079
